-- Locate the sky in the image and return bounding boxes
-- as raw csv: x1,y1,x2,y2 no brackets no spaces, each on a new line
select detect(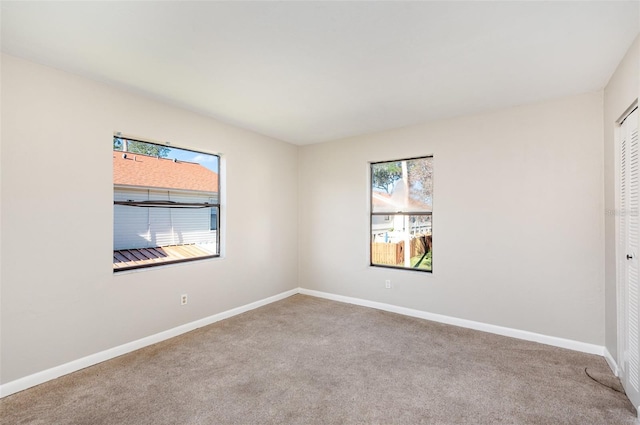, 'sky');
114,137,219,173
167,147,219,173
